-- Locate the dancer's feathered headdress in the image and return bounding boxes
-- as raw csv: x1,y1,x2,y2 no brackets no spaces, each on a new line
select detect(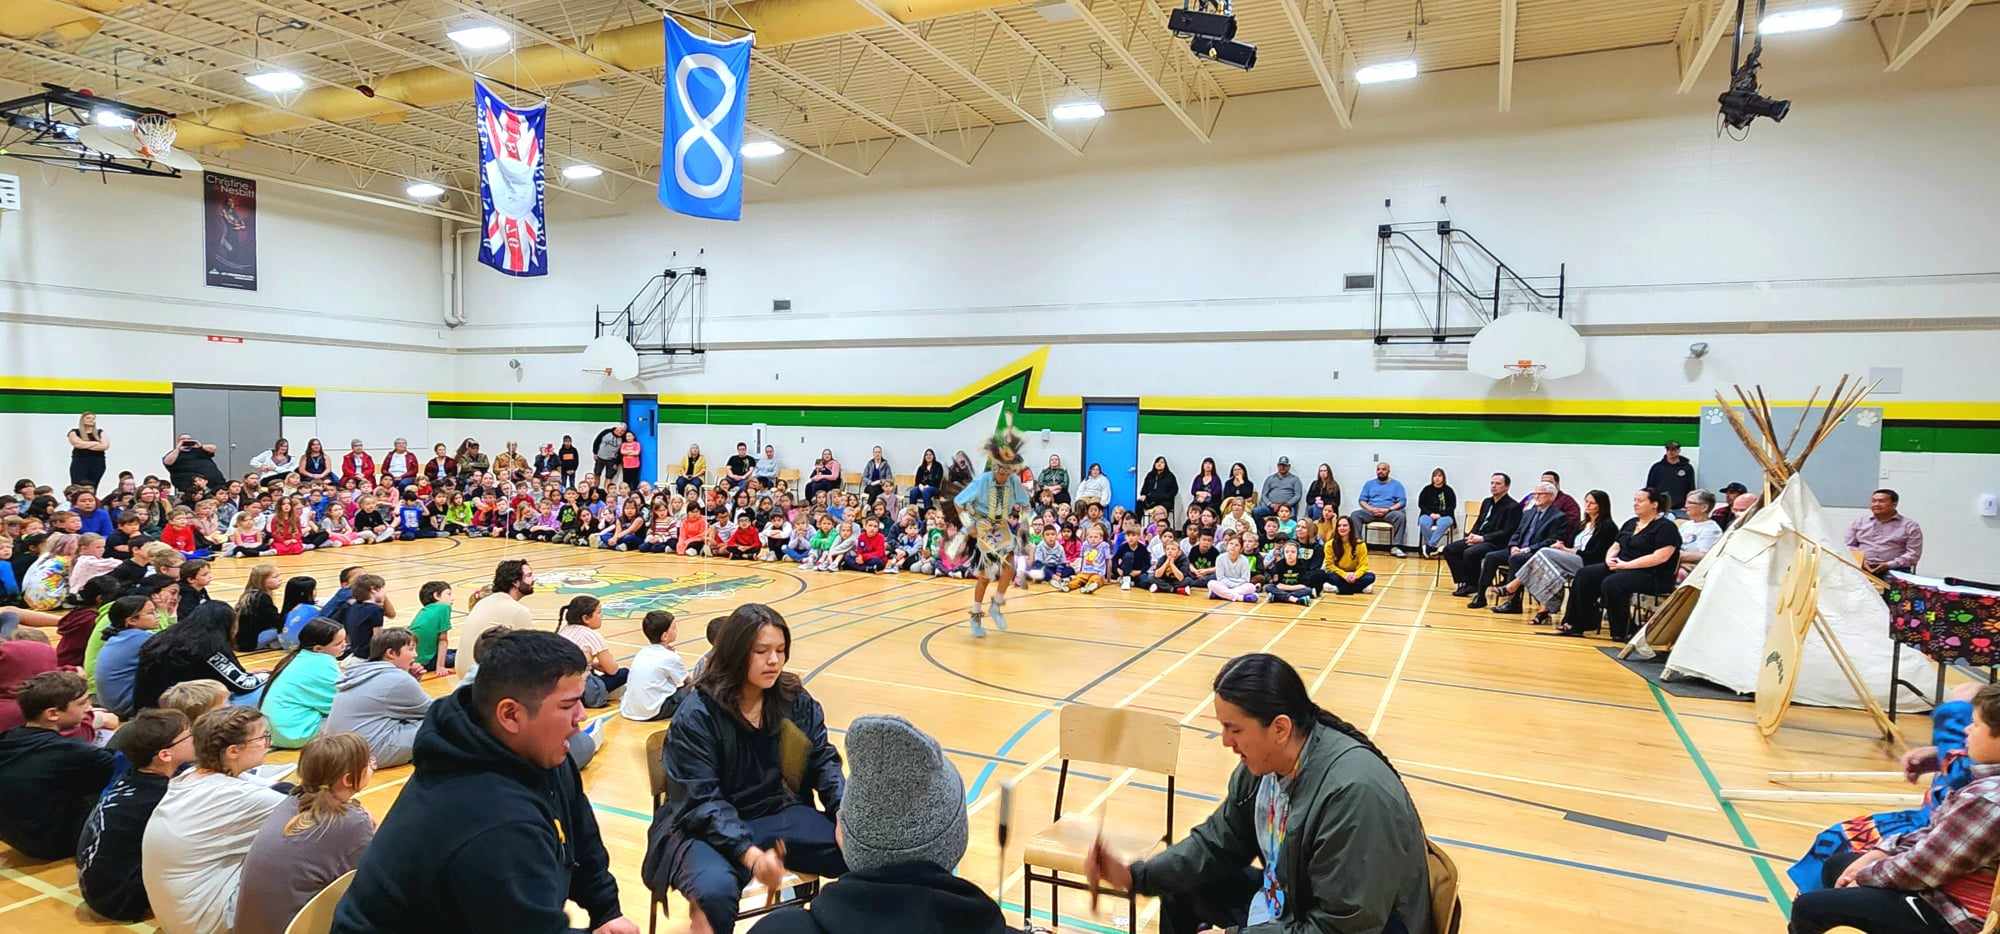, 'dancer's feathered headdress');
982,411,1025,472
